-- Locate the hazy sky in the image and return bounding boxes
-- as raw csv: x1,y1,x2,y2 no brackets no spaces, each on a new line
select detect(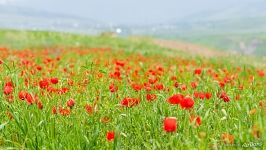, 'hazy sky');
0,0,262,25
